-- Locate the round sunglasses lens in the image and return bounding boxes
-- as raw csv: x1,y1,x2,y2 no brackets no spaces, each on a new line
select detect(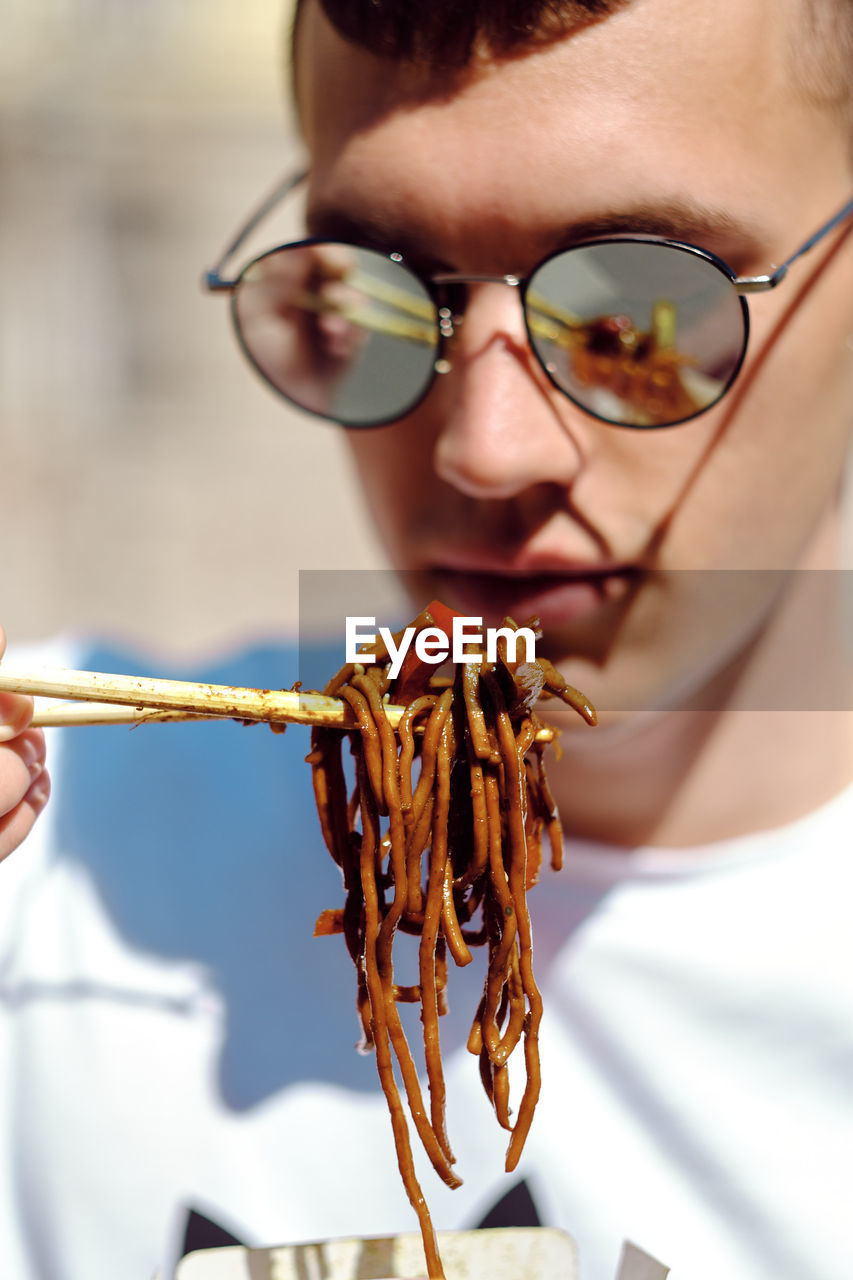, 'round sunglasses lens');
527,241,746,427
232,243,439,426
